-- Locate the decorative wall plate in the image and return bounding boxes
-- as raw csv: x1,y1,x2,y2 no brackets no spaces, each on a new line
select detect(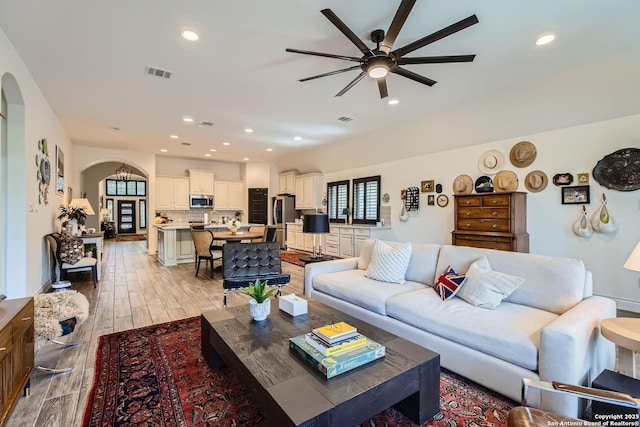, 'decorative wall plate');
553,173,573,186
592,148,640,191
382,193,390,203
